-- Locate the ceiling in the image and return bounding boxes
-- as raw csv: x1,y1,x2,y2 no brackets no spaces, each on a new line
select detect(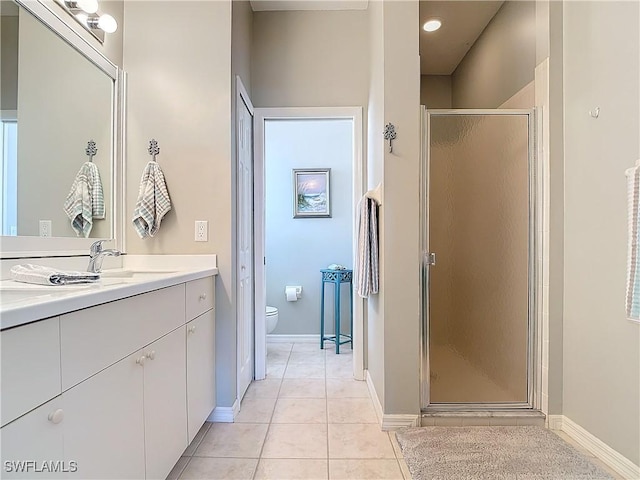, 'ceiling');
250,0,368,11
420,1,504,75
